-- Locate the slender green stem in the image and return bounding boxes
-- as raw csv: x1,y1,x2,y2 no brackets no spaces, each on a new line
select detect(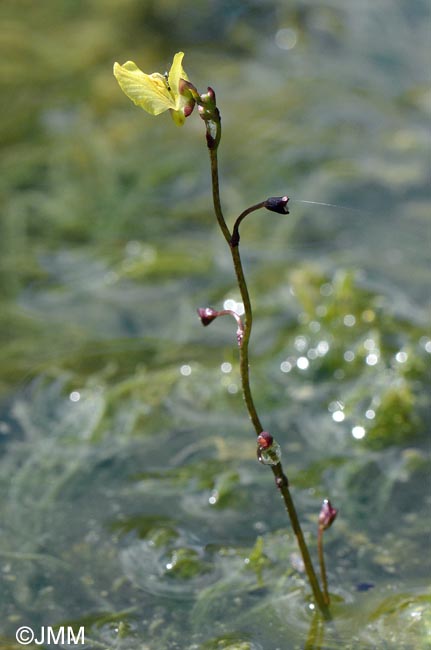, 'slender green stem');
208,131,231,244
204,120,330,618
318,526,330,606
231,240,329,618
230,244,263,433
231,201,266,247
